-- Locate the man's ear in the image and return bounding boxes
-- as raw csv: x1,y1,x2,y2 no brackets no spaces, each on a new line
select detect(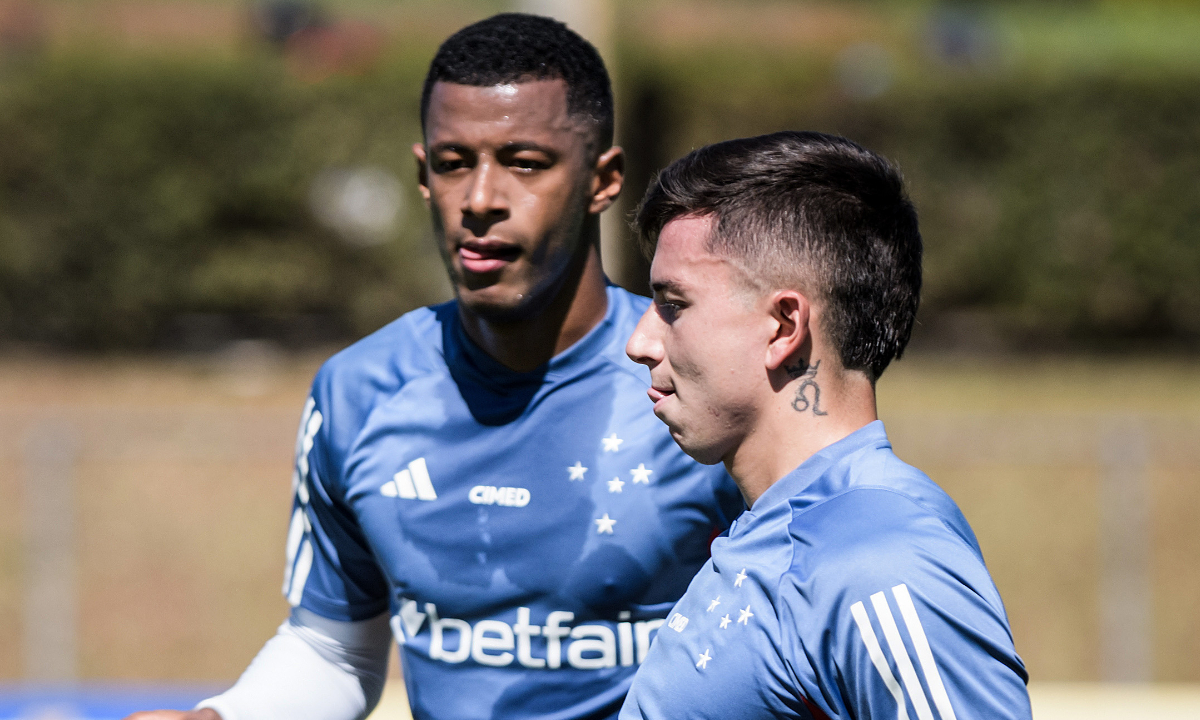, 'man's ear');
412,142,431,205
589,146,625,214
765,290,811,372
